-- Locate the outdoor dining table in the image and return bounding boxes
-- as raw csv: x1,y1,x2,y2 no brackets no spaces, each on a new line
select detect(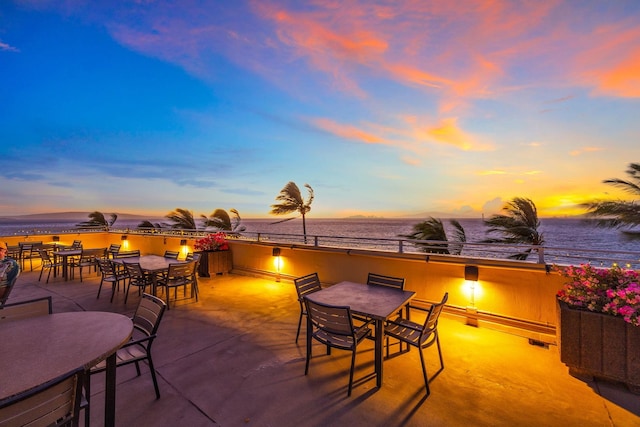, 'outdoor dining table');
0,311,133,427
305,280,416,388
111,255,187,295
53,248,82,280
